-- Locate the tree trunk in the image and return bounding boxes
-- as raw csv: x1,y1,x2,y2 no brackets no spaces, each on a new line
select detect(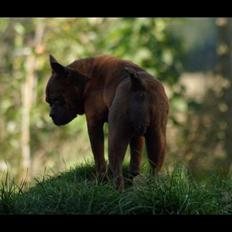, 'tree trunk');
21,20,45,180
